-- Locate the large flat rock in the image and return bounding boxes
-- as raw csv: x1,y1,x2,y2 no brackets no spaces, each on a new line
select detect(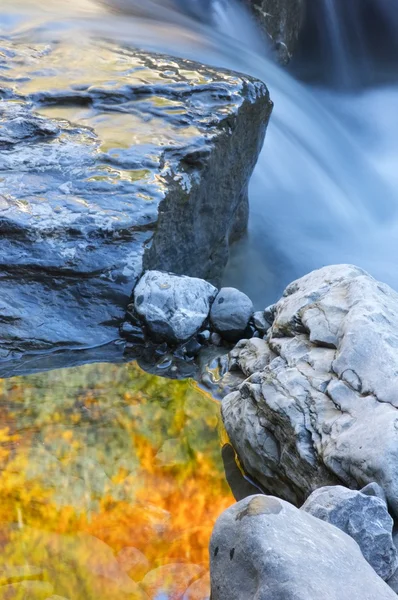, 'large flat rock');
219,265,398,516
0,29,271,375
